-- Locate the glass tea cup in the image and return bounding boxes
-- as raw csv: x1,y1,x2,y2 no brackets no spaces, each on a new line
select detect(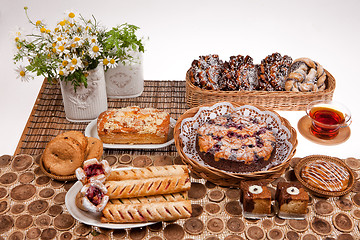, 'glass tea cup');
306,100,352,139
